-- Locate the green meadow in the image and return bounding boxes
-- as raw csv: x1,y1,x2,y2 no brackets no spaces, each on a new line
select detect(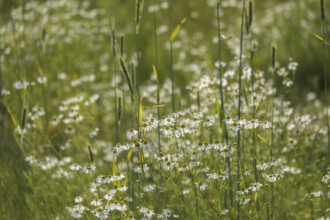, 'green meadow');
0,0,329,219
